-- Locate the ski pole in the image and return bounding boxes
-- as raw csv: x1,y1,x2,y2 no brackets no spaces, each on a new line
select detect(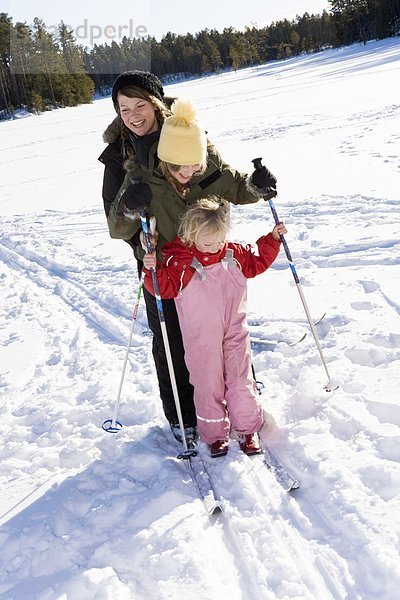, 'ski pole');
138,209,197,458
252,157,335,392
102,275,144,433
